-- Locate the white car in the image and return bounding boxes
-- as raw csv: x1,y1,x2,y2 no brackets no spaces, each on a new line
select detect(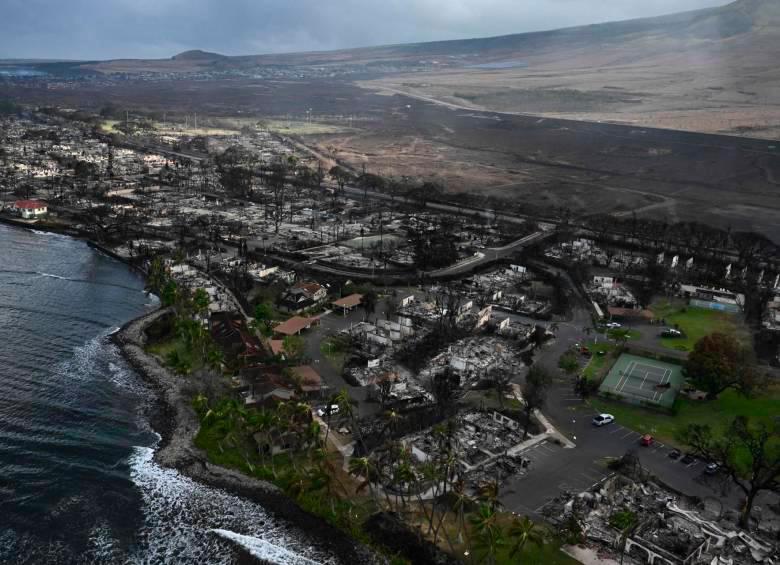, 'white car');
592,413,615,426
606,322,622,329
317,405,340,418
